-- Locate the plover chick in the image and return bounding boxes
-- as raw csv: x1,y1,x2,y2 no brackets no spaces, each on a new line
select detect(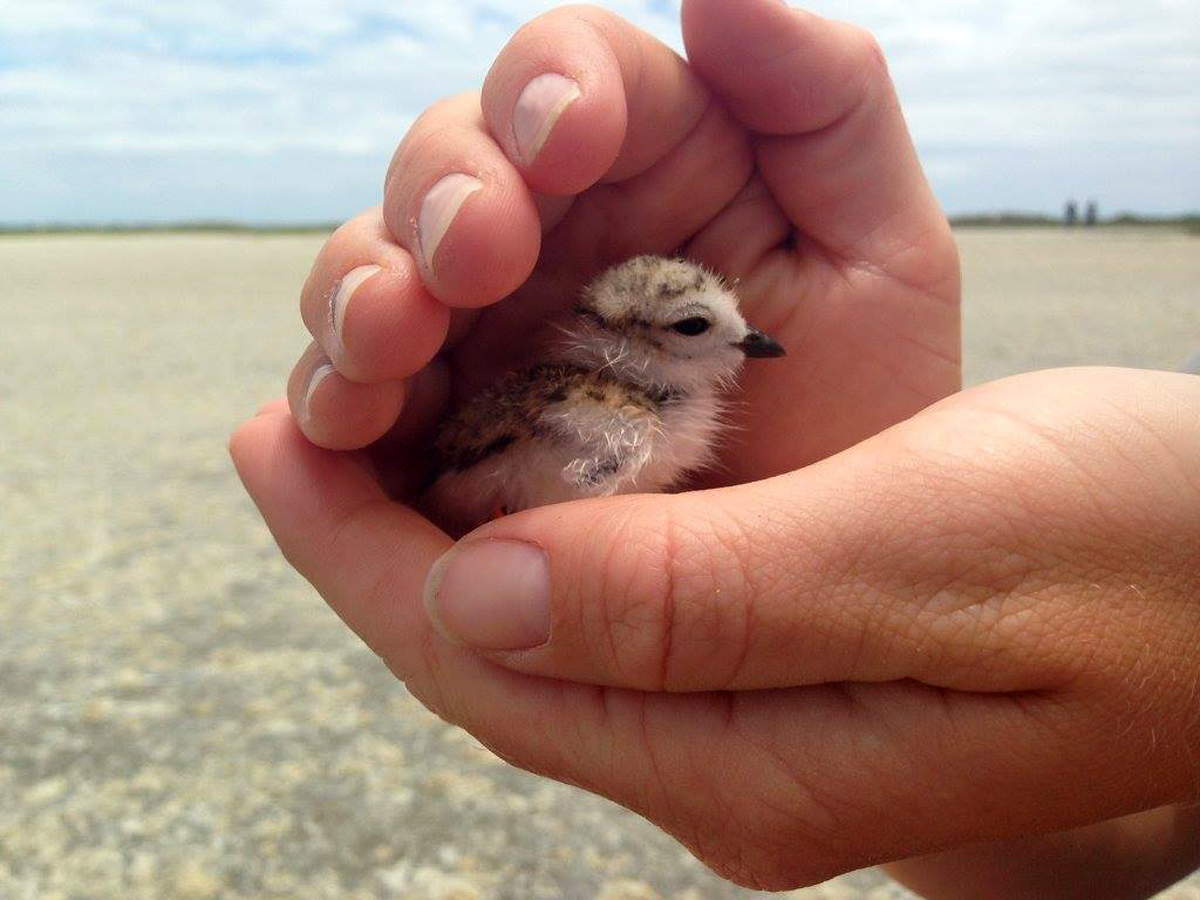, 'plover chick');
422,255,785,534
